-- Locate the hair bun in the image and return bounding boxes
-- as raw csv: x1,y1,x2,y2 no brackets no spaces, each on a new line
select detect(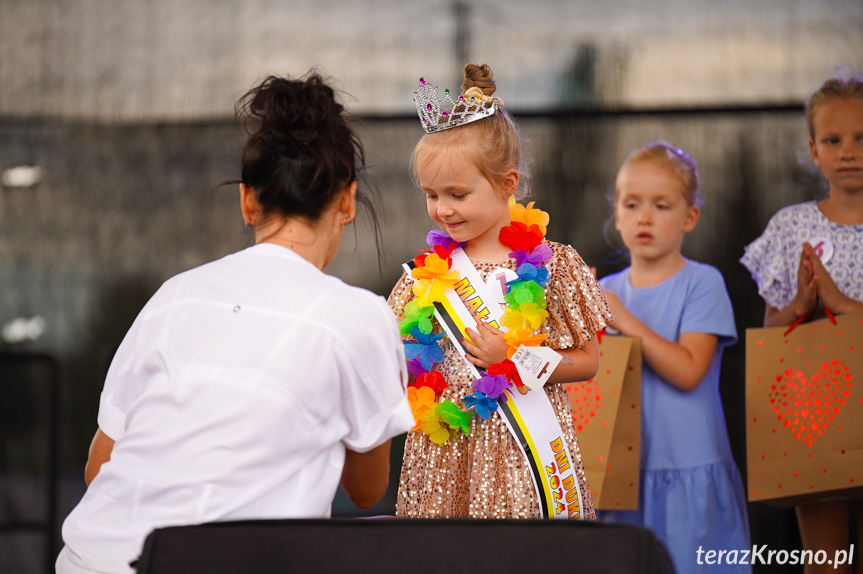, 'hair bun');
246,77,344,158
237,72,363,222
462,63,496,97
